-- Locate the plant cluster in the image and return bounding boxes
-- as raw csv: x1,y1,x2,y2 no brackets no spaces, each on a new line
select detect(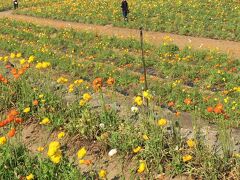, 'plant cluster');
0,18,239,179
